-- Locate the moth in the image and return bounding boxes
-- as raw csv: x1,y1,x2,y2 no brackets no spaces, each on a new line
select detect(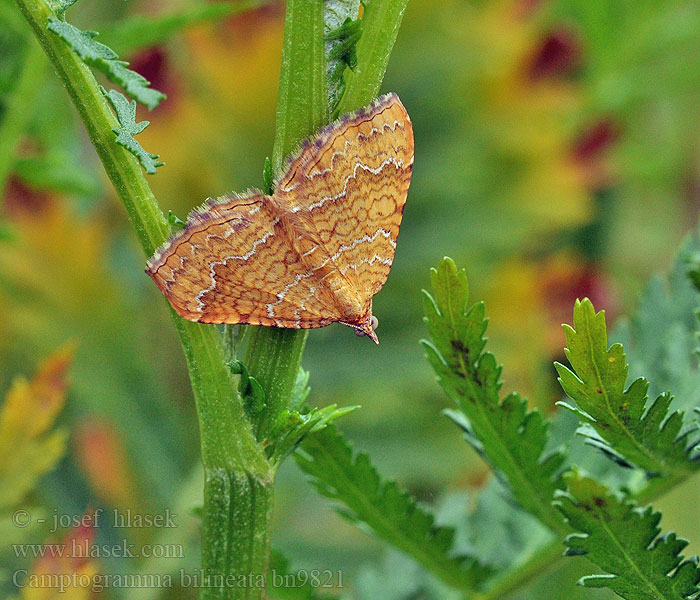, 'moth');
146,93,414,343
